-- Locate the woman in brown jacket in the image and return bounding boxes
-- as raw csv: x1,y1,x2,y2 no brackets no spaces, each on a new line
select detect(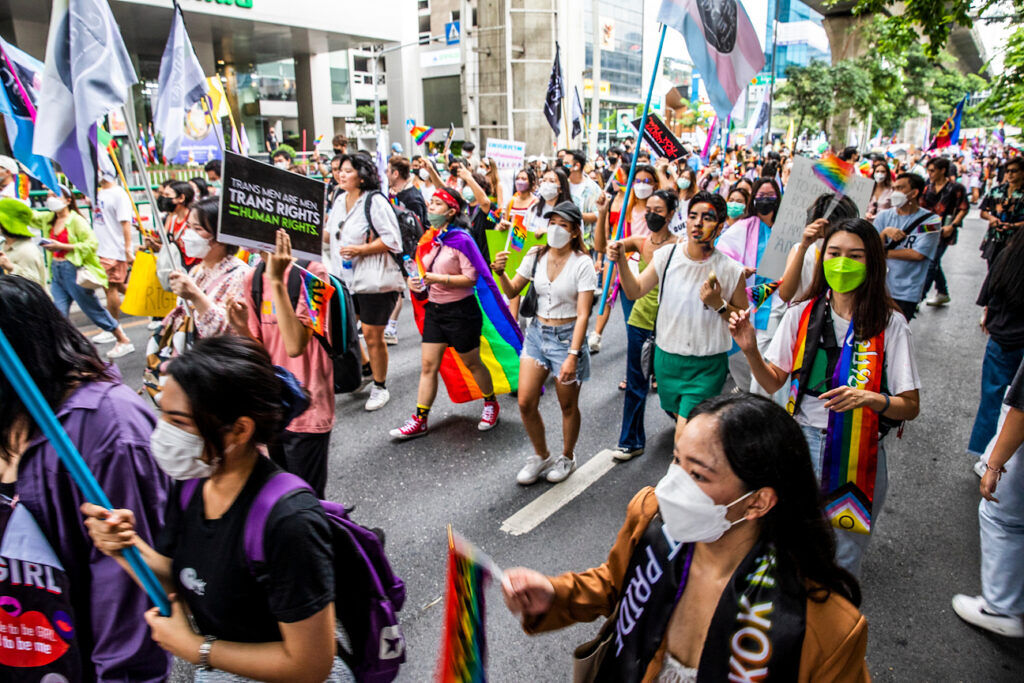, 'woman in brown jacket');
503,393,870,682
